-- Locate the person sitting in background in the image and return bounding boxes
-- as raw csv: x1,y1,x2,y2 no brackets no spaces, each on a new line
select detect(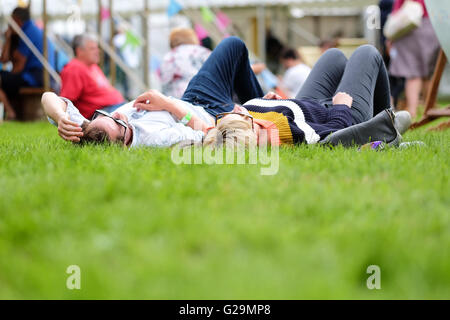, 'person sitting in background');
0,30,20,120
159,28,211,99
0,7,56,120
59,34,125,119
160,28,267,99
279,48,311,98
